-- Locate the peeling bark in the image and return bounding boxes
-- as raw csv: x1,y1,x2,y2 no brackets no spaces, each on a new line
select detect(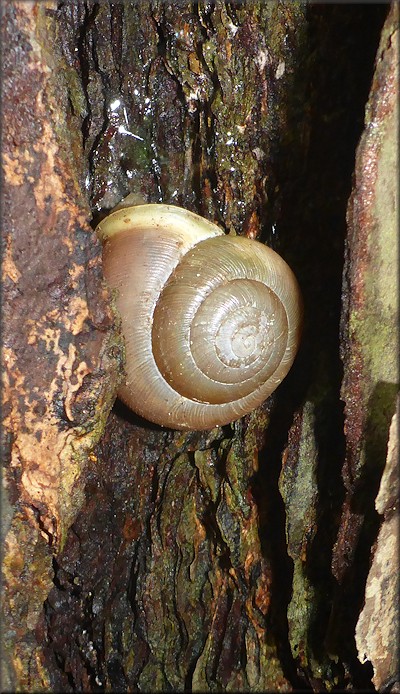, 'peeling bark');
328,4,399,679
1,1,123,689
356,399,399,691
333,2,399,584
